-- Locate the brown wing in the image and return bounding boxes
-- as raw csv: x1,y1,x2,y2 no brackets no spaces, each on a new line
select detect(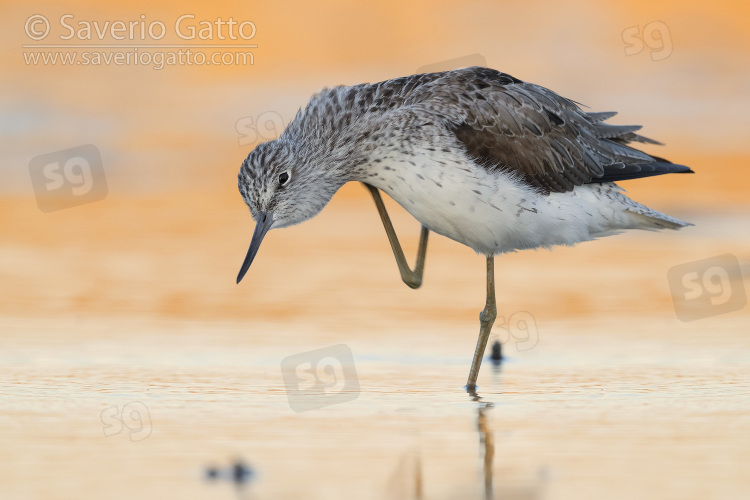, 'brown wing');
415,67,691,194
